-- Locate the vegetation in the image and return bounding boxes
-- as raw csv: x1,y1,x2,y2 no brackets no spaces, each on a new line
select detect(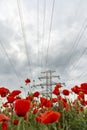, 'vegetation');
0,79,87,130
